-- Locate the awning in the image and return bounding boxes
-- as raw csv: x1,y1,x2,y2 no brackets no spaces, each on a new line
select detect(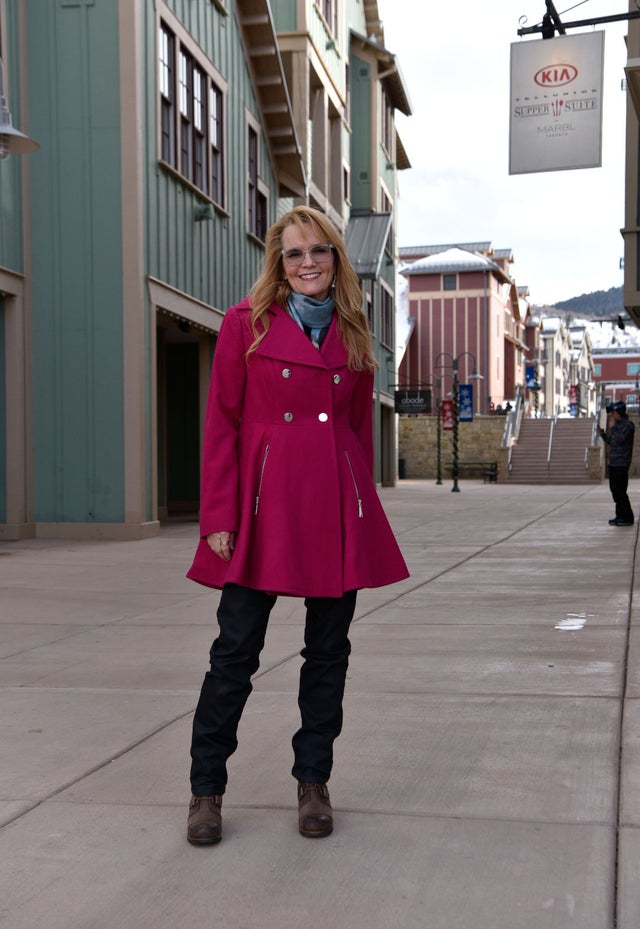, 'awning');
345,212,392,280
350,30,412,116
